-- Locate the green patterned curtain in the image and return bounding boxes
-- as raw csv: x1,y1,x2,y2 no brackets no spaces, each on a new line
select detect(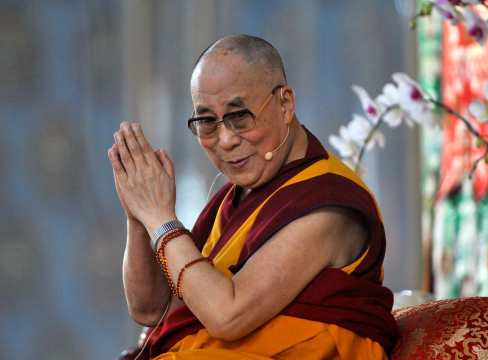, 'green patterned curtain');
417,4,443,294
418,2,488,299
